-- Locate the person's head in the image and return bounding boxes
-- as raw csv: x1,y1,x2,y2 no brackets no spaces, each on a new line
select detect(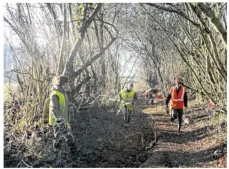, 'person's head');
53,75,69,88
175,78,182,88
127,82,134,90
